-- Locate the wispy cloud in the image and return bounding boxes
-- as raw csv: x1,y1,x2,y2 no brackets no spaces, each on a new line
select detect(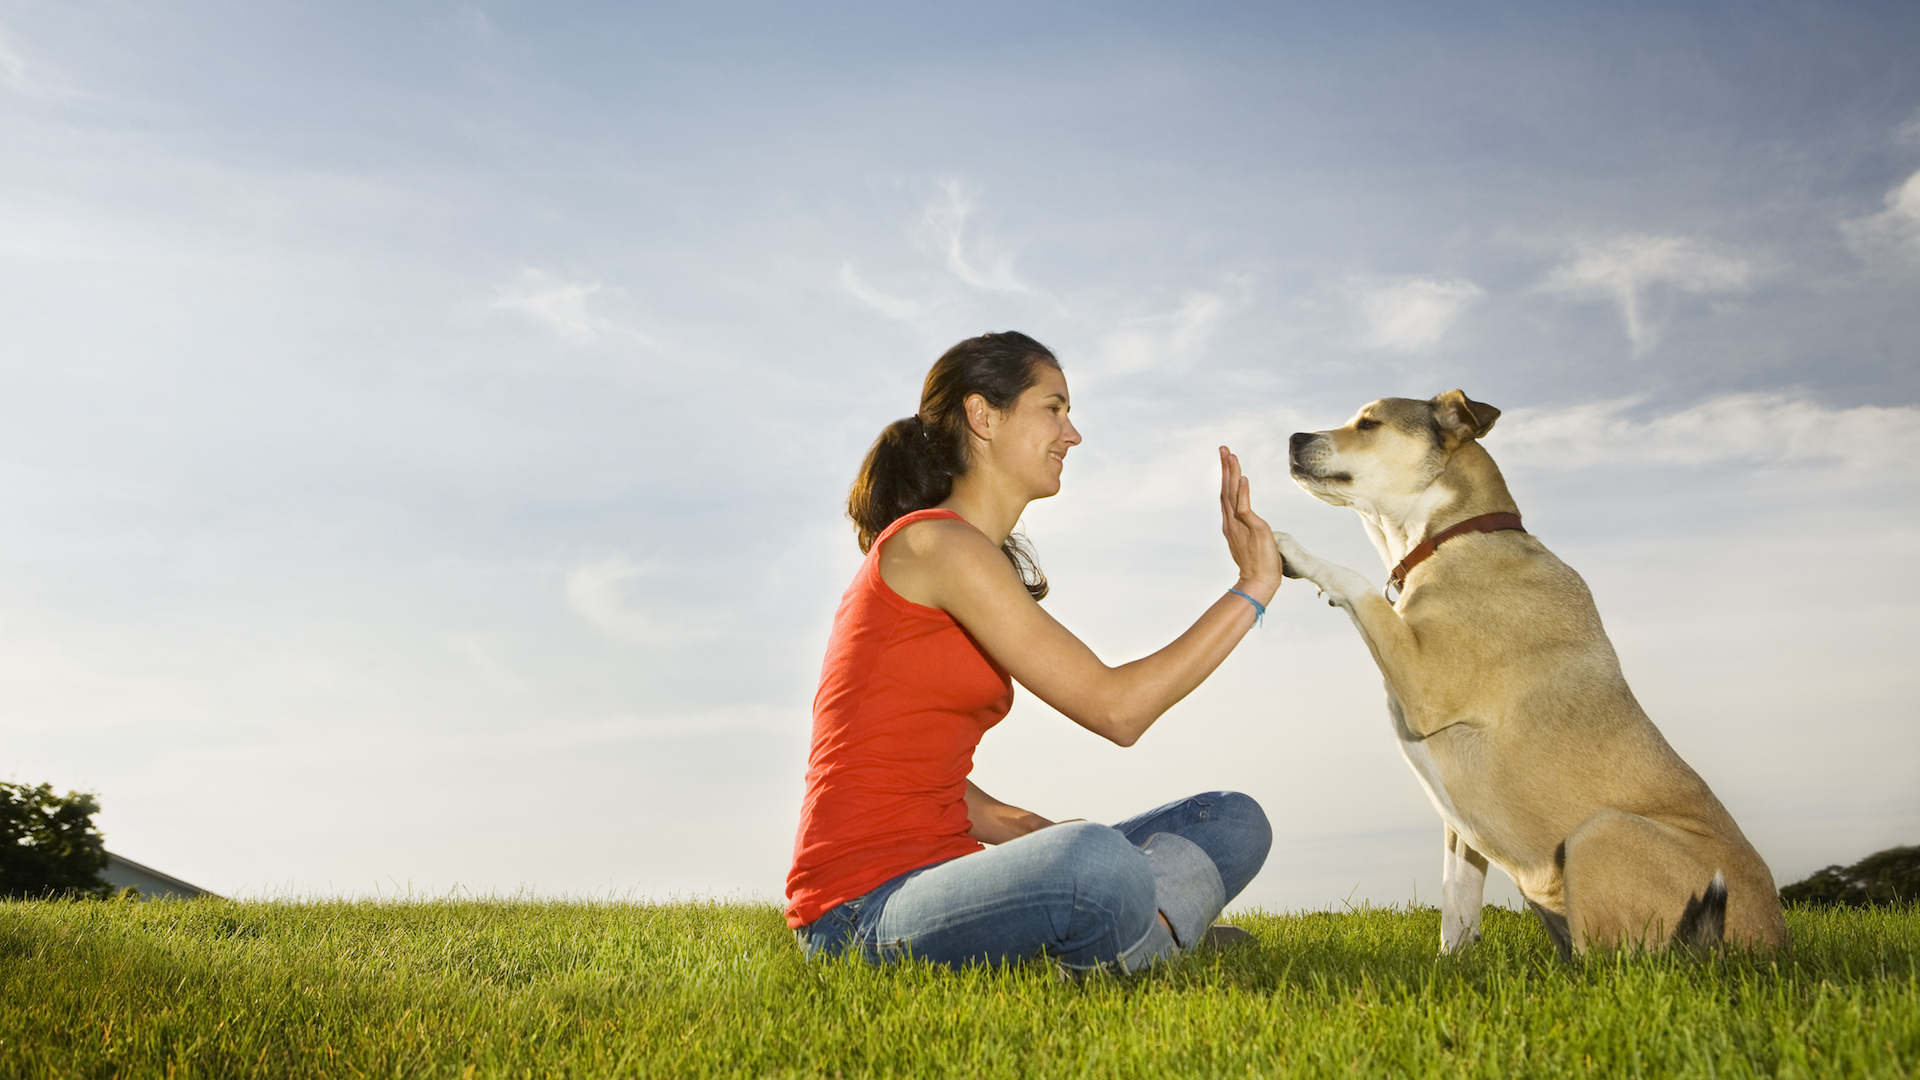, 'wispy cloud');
837,262,938,321
840,181,1053,321
449,636,530,694
1895,107,1920,149
457,8,496,37
1495,393,1920,475
1347,276,1484,352
919,180,1040,296
1092,282,1244,376
1840,168,1920,268
491,269,652,346
0,25,37,94
563,555,724,646
1541,235,1756,353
